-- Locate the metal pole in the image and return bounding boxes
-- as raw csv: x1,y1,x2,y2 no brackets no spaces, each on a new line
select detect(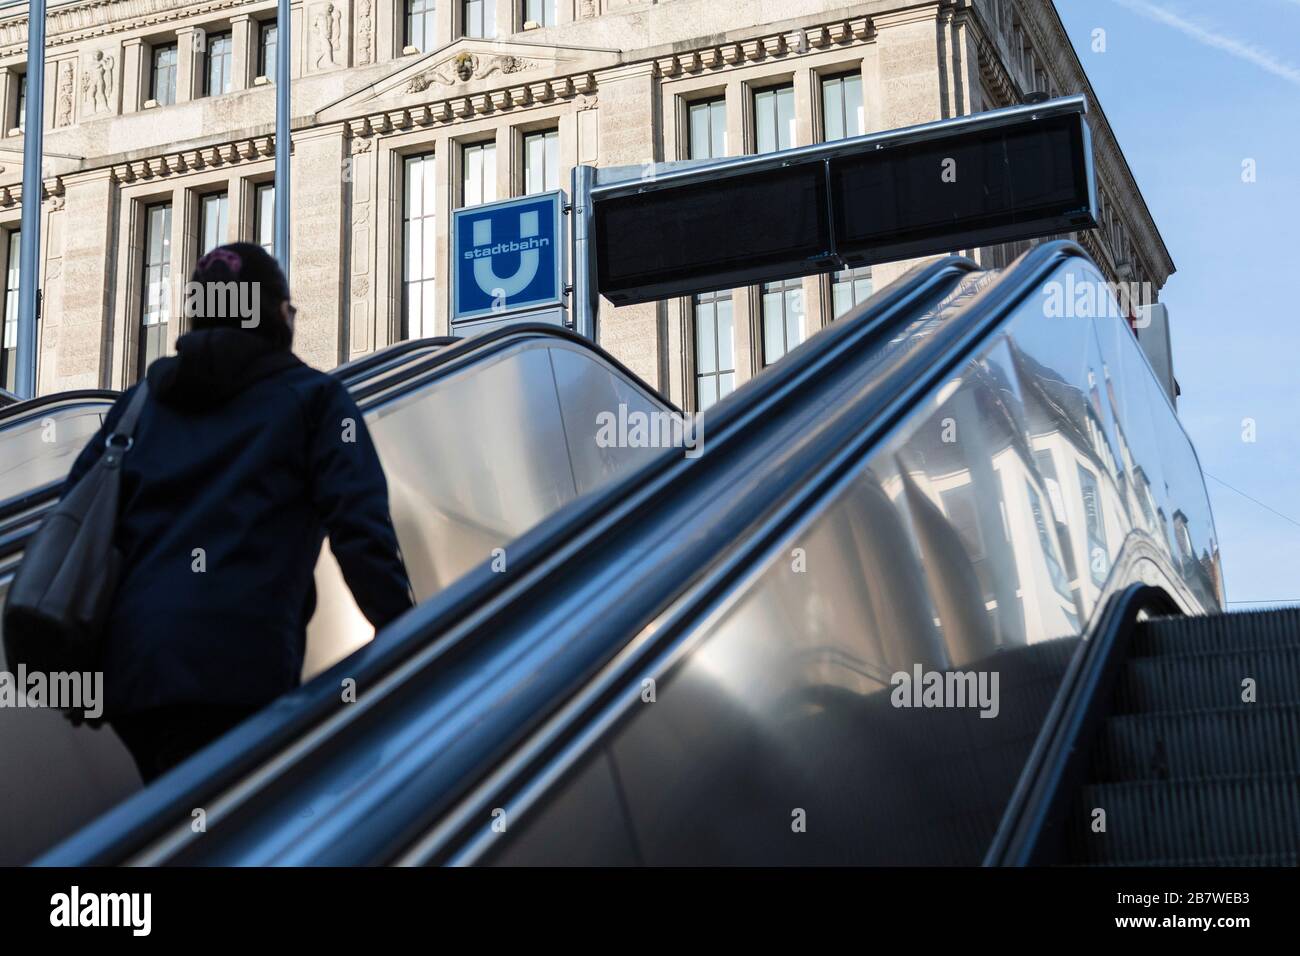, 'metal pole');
570,165,598,341
15,0,46,400
273,0,290,281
